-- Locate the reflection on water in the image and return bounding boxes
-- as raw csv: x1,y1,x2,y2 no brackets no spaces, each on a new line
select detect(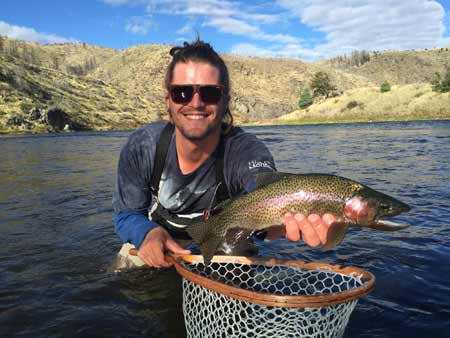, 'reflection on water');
1,121,449,337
